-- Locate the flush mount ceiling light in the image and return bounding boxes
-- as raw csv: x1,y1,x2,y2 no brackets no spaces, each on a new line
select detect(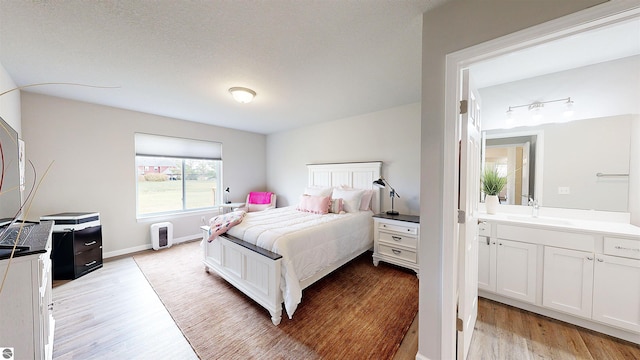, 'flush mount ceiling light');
505,97,574,126
229,87,256,104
